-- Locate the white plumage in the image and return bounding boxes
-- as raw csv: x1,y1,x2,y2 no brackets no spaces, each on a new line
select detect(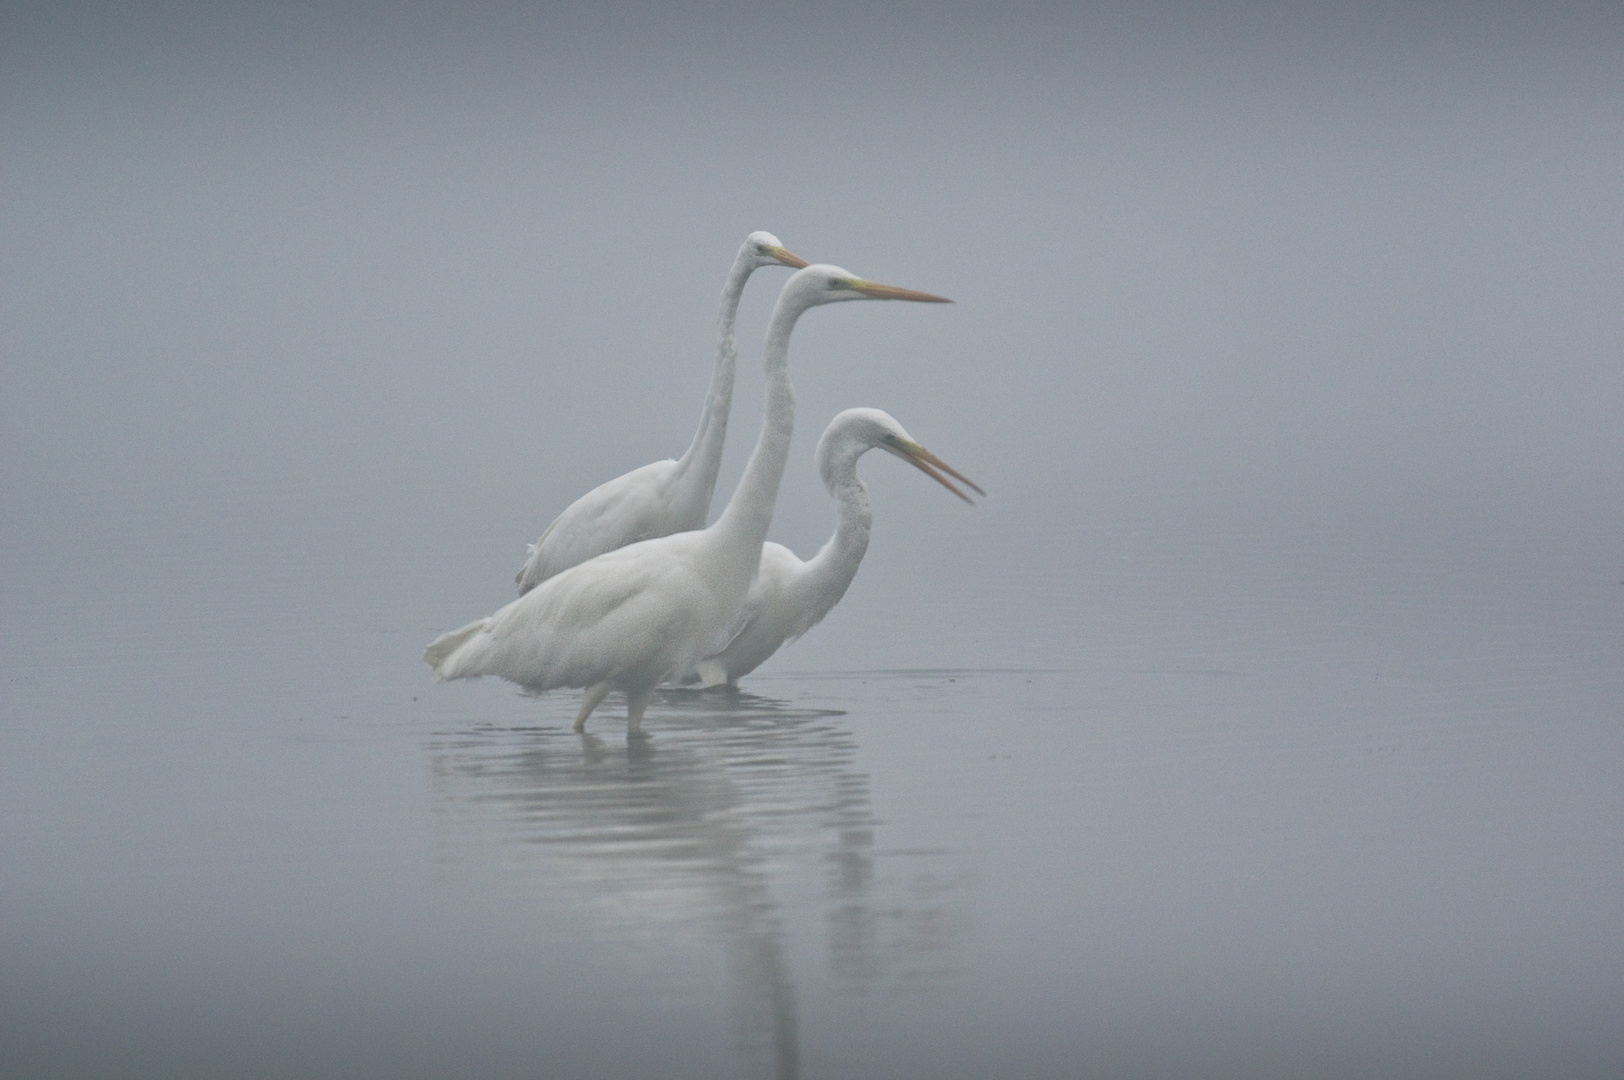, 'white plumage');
426,266,951,734
515,232,807,595
687,408,980,687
